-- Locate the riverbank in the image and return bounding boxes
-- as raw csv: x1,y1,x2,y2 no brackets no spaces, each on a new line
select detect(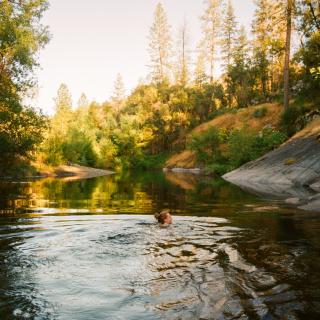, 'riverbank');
49,164,114,181
223,118,320,212
0,164,114,181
